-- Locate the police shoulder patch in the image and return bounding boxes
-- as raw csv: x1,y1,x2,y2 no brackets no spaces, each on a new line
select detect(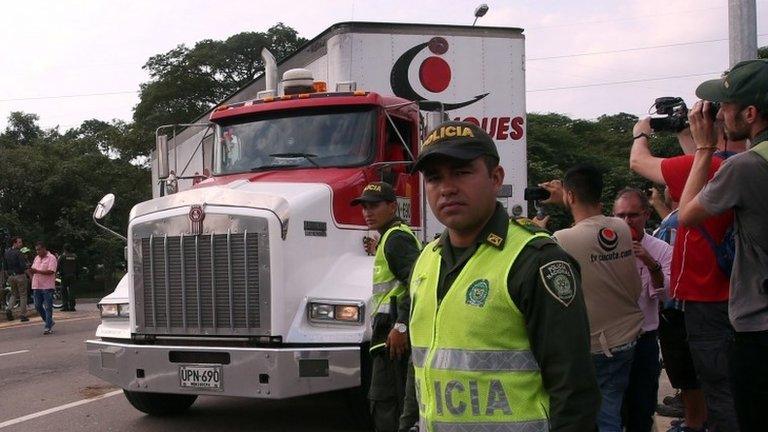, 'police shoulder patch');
465,279,490,307
539,260,576,307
